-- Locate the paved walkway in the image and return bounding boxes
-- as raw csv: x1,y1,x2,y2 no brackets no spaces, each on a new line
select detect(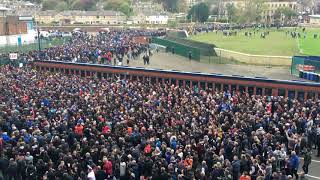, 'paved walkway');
300,150,320,179
128,52,301,81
